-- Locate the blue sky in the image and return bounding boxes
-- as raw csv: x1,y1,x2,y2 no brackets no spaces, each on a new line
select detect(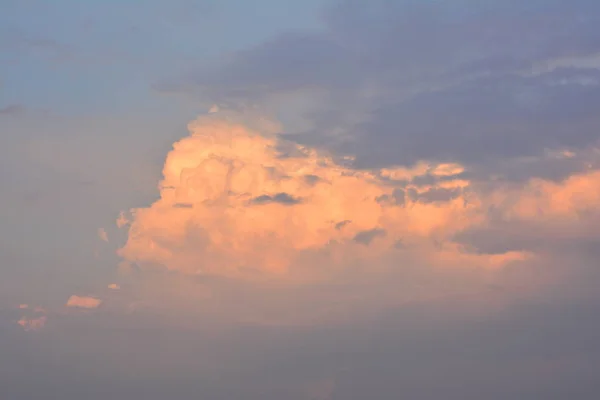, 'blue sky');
2,0,600,399
1,0,329,114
